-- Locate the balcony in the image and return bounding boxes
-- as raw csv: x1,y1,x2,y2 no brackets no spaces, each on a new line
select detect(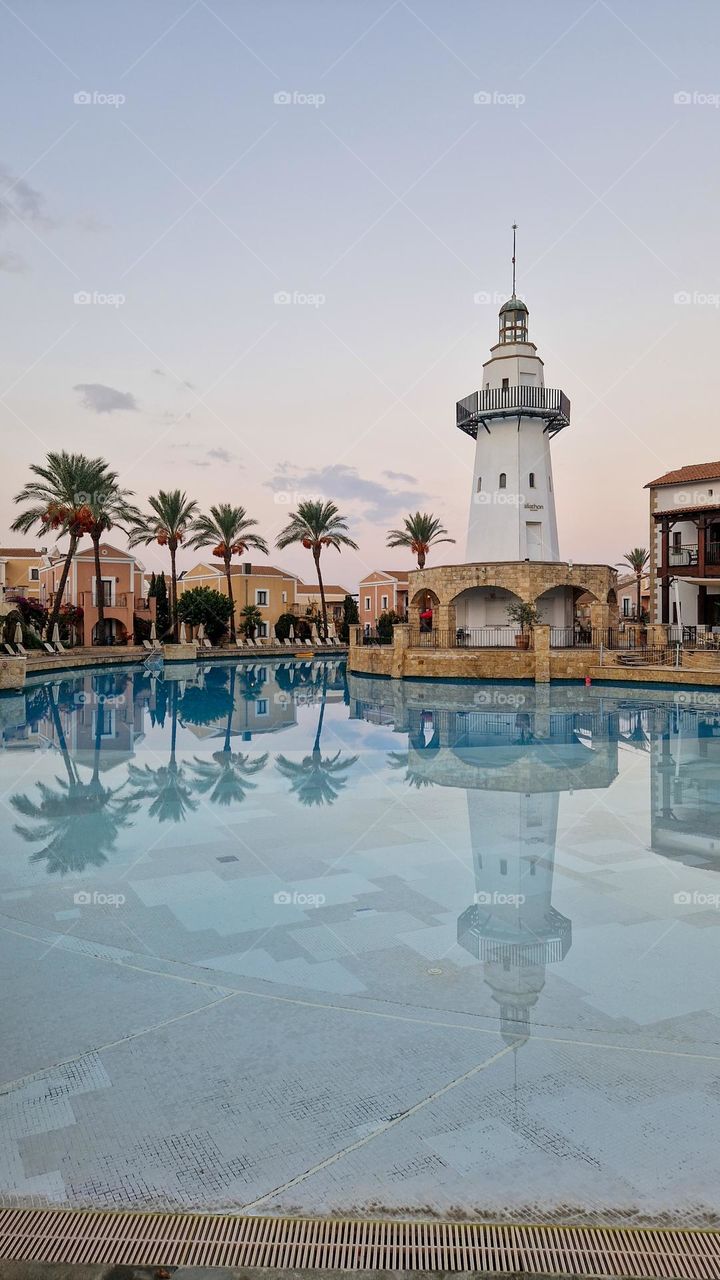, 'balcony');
669,545,698,567
457,385,571,438
80,591,130,609
663,541,720,574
